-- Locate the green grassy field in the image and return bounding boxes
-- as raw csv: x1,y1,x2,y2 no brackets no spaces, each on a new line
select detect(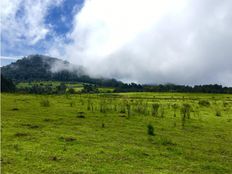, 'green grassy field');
1,92,232,174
